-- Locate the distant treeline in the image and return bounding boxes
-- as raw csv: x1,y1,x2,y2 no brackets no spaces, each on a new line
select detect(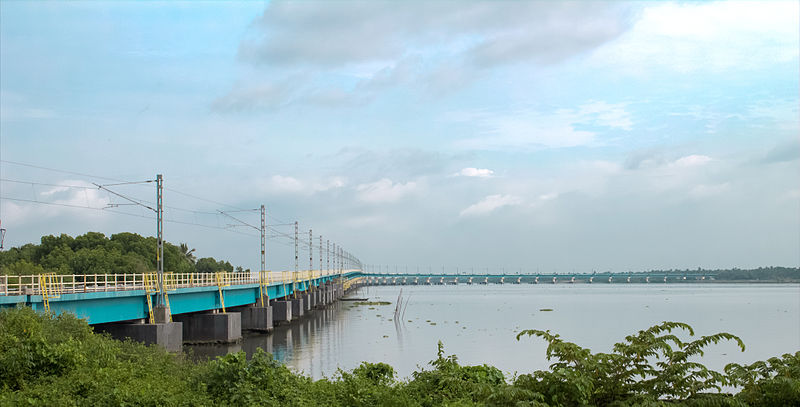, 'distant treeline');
643,267,800,282
0,232,245,276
